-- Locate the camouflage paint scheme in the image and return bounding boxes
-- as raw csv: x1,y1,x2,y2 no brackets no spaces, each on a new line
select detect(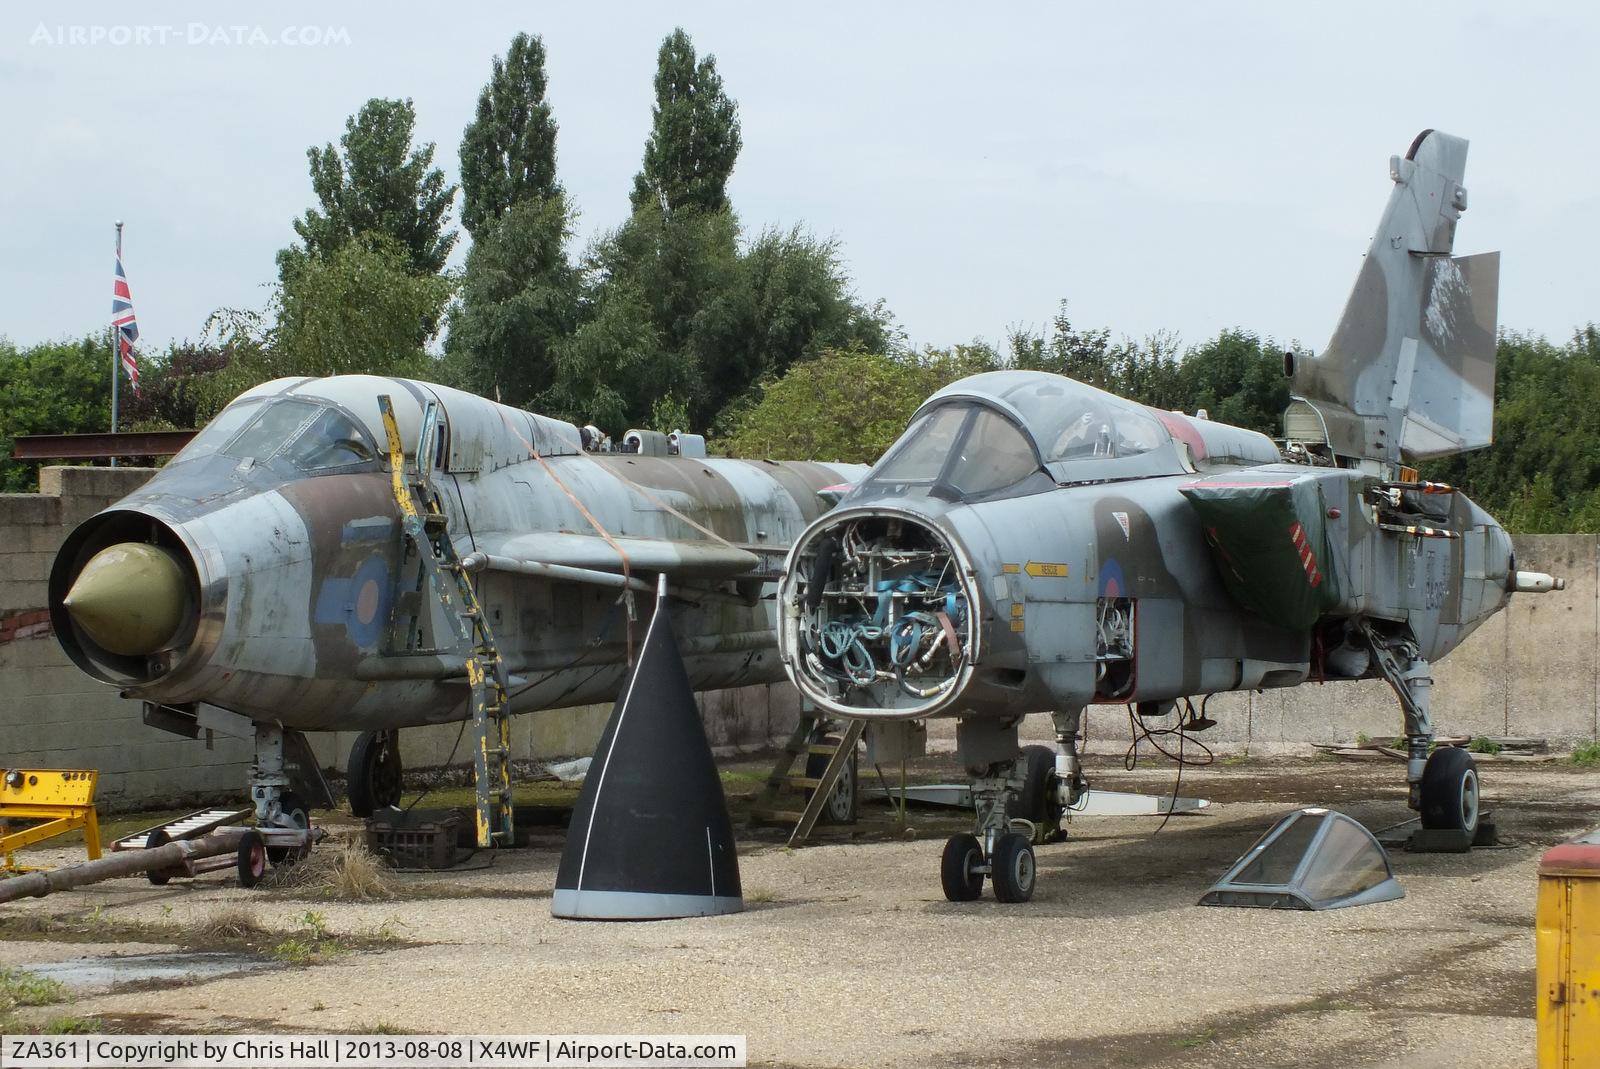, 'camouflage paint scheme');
50,373,863,732
773,131,1564,901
